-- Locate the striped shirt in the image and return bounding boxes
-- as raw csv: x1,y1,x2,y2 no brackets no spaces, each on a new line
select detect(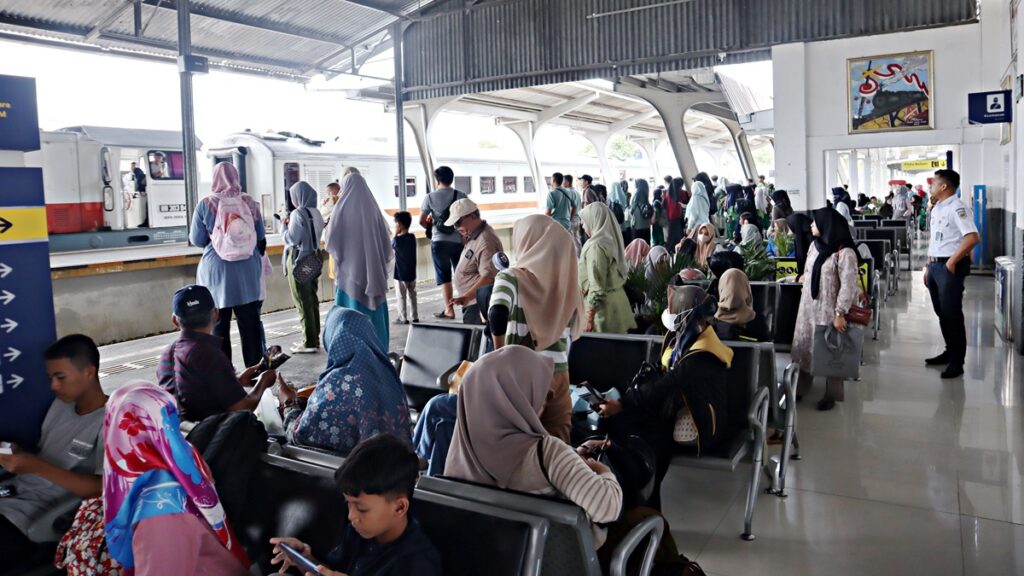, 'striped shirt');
490,270,573,373
508,436,622,546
